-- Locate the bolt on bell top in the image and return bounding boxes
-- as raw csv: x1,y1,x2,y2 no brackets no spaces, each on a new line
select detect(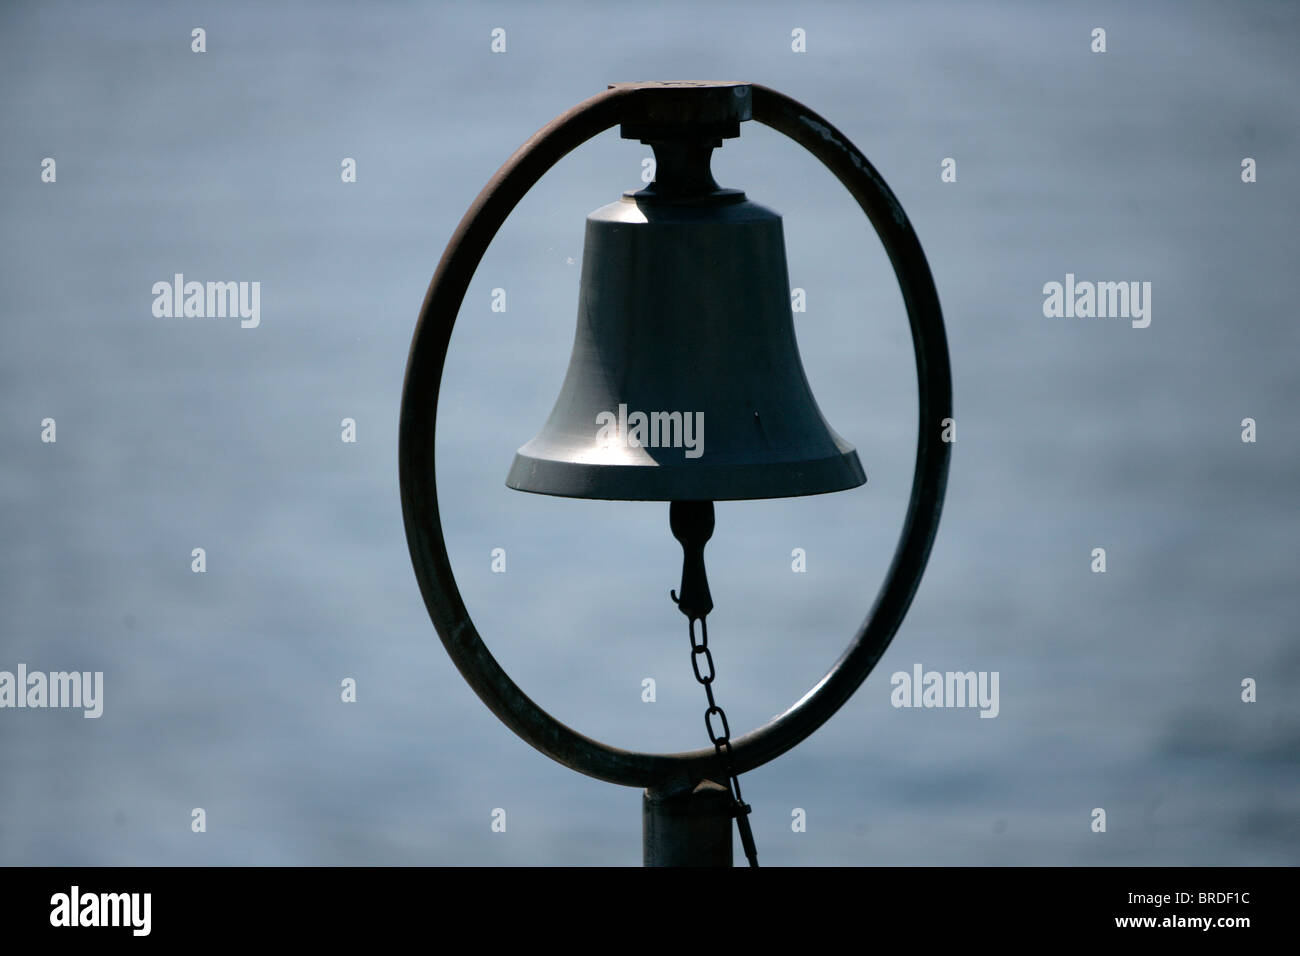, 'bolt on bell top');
506,97,865,502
